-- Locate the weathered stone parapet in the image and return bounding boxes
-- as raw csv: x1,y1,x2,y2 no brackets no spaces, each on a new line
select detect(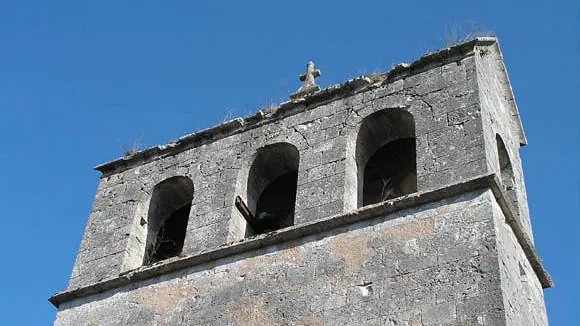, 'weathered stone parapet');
95,38,500,179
